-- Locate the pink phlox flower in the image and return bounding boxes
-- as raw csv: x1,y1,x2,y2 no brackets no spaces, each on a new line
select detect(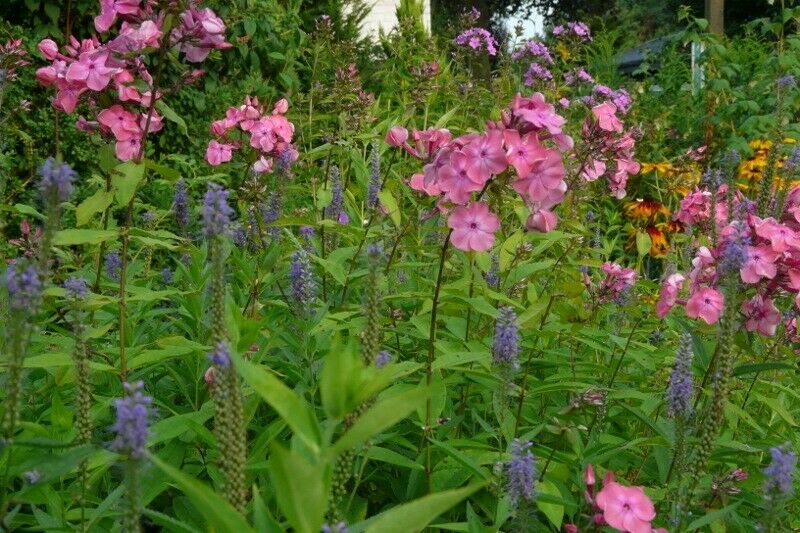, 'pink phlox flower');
66,51,118,91
581,159,606,181
510,93,566,136
592,101,623,133
504,129,544,177
462,130,507,183
674,188,711,226
512,149,566,208
595,481,656,533
656,273,685,318
95,0,142,33
206,140,235,166
437,151,484,204
97,104,141,141
755,217,800,253
525,209,558,232
447,202,501,252
740,244,779,284
686,287,725,324
742,295,781,336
